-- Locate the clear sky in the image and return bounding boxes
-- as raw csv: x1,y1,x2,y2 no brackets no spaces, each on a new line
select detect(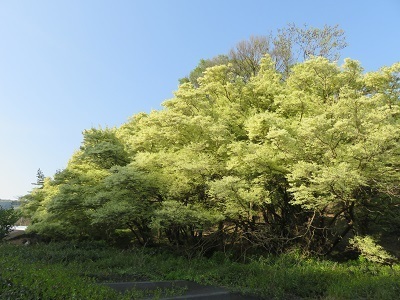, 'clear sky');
0,0,399,200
